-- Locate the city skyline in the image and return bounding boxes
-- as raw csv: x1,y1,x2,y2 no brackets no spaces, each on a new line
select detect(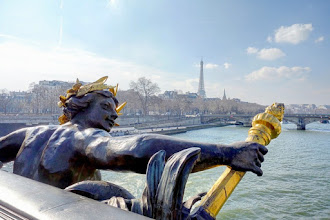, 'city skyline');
0,1,329,105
